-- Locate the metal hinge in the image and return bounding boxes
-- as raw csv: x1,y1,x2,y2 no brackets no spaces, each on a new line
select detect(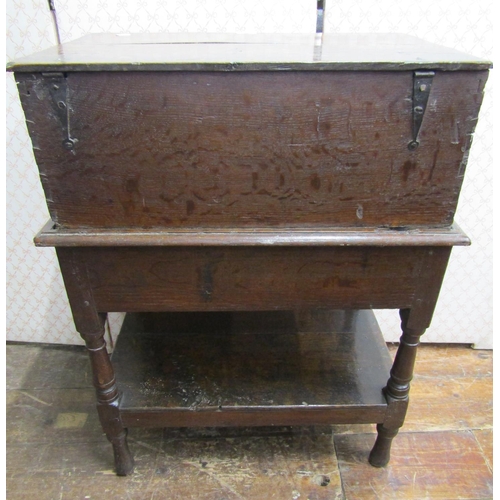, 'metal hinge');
42,72,76,150
408,70,435,151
